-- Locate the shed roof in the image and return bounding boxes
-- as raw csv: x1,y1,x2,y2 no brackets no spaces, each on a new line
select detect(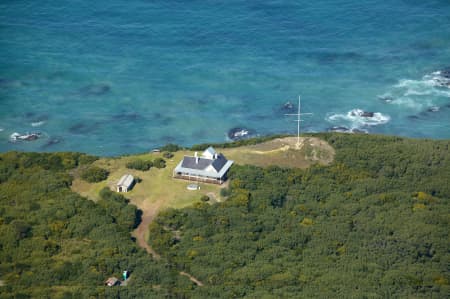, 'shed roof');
117,174,134,187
